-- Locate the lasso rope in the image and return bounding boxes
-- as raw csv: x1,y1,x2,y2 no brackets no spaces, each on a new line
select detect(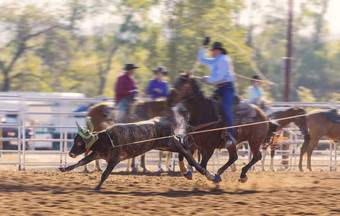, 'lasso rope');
190,34,274,85
106,113,309,149
210,34,274,85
